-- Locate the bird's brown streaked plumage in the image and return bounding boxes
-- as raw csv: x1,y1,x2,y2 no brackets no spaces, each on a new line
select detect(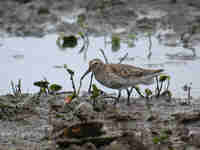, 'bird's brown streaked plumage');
81,58,164,105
